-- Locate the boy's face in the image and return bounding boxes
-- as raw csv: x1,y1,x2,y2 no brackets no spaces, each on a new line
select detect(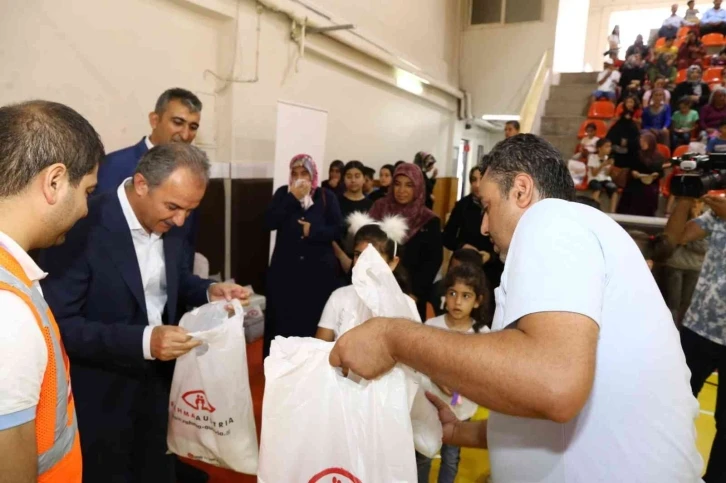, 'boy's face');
680,103,690,114
586,128,596,138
